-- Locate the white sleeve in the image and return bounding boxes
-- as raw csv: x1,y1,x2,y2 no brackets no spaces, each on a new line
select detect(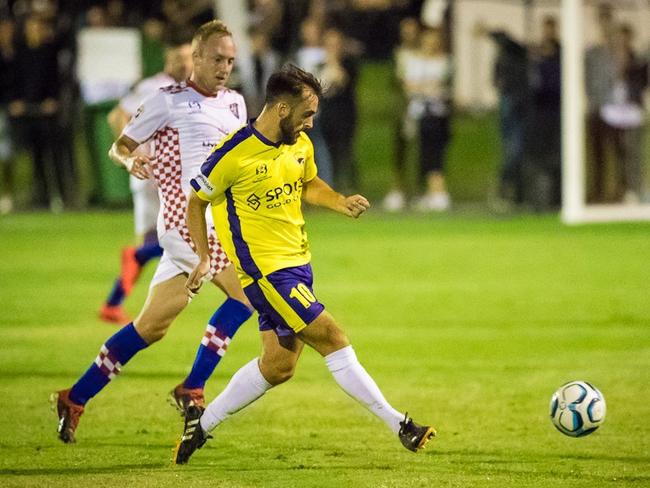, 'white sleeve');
119,87,142,115
122,90,170,144
238,93,248,124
